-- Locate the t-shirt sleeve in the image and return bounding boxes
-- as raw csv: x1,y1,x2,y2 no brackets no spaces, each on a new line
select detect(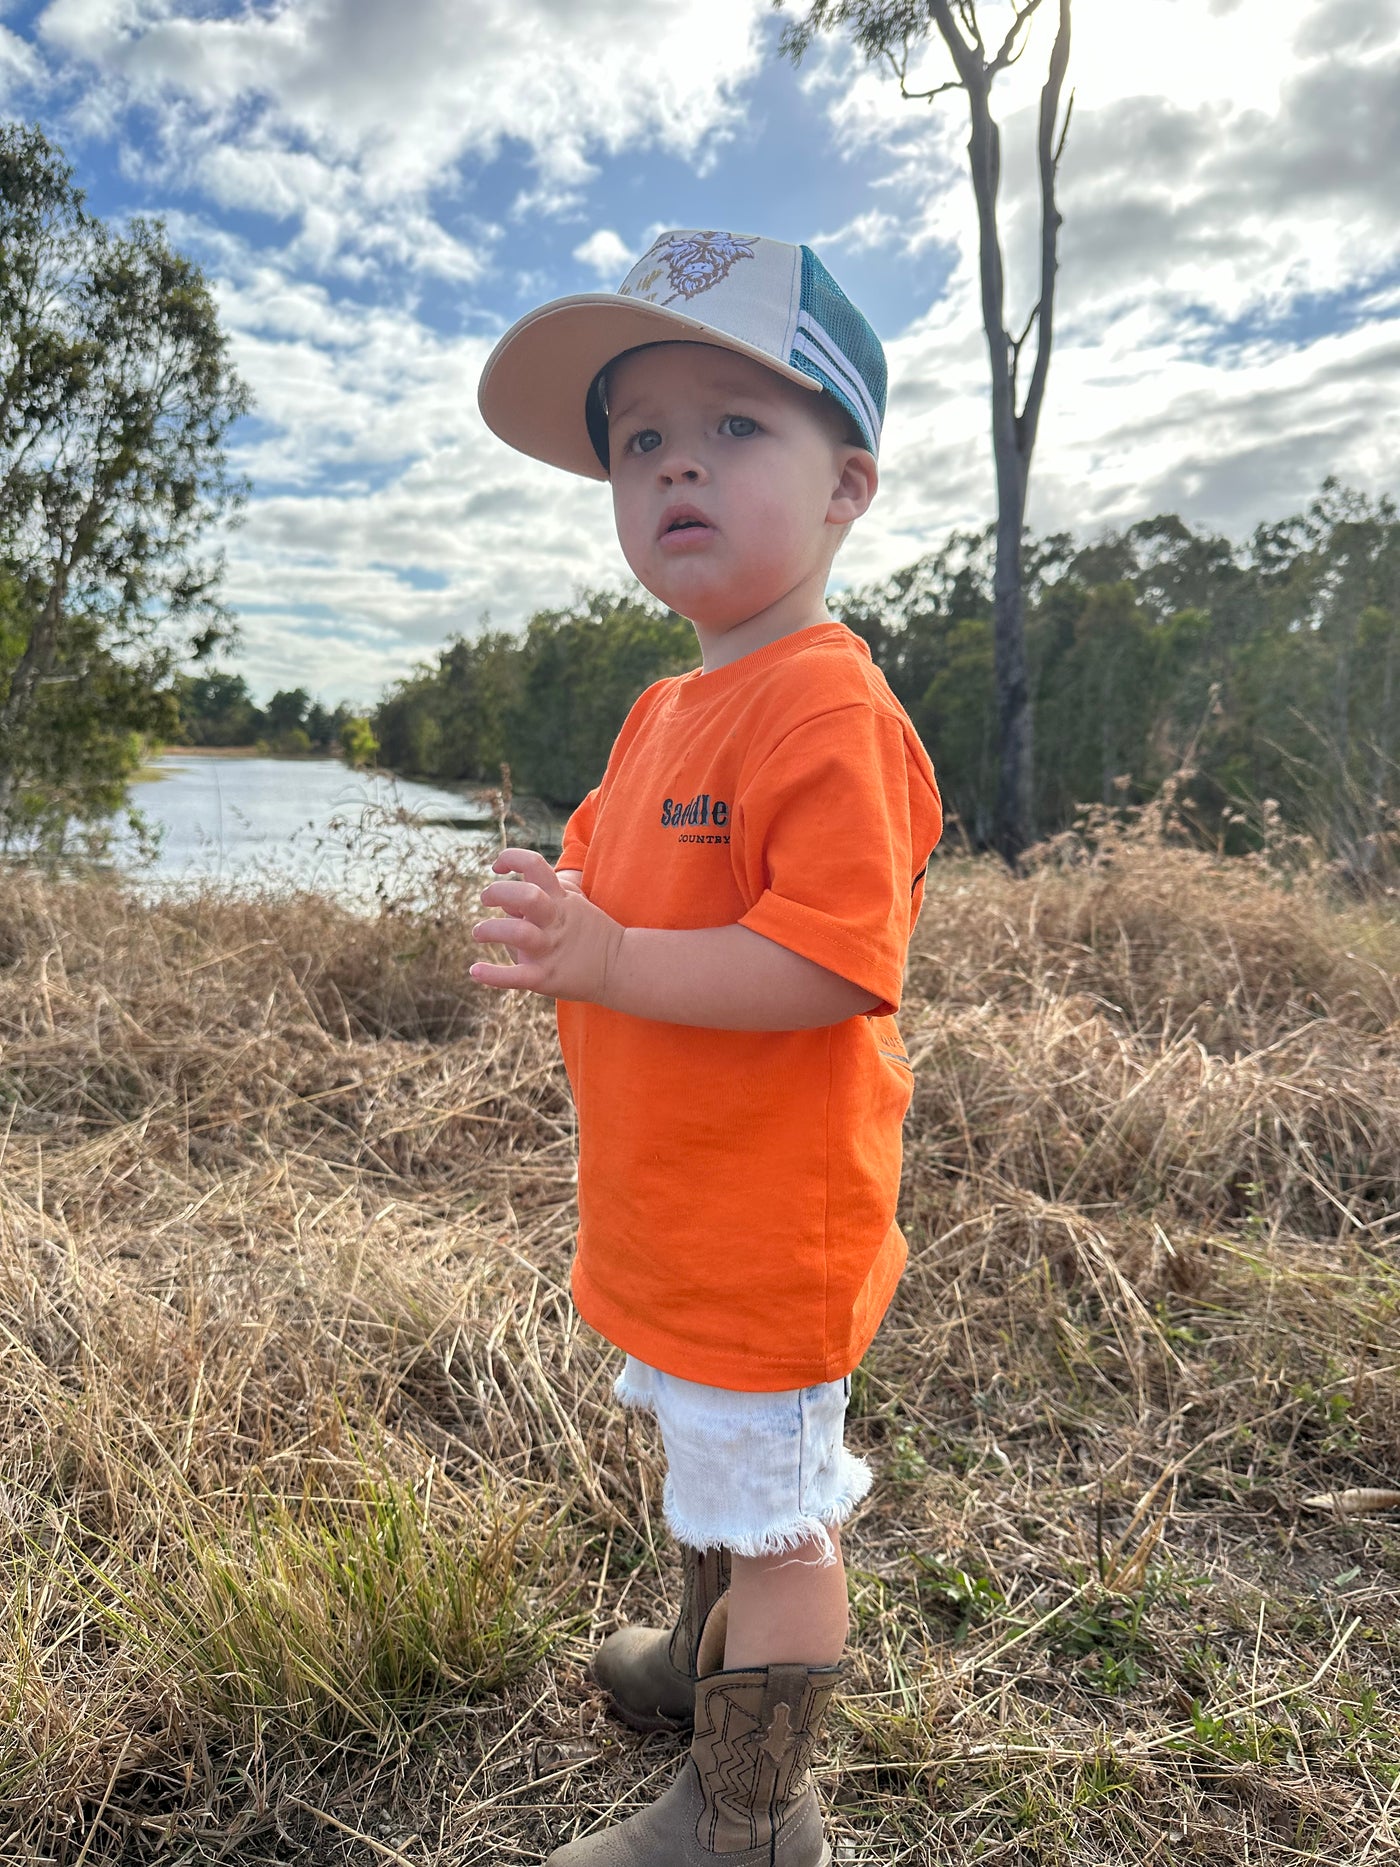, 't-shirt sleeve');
736,705,942,1016
557,786,600,874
